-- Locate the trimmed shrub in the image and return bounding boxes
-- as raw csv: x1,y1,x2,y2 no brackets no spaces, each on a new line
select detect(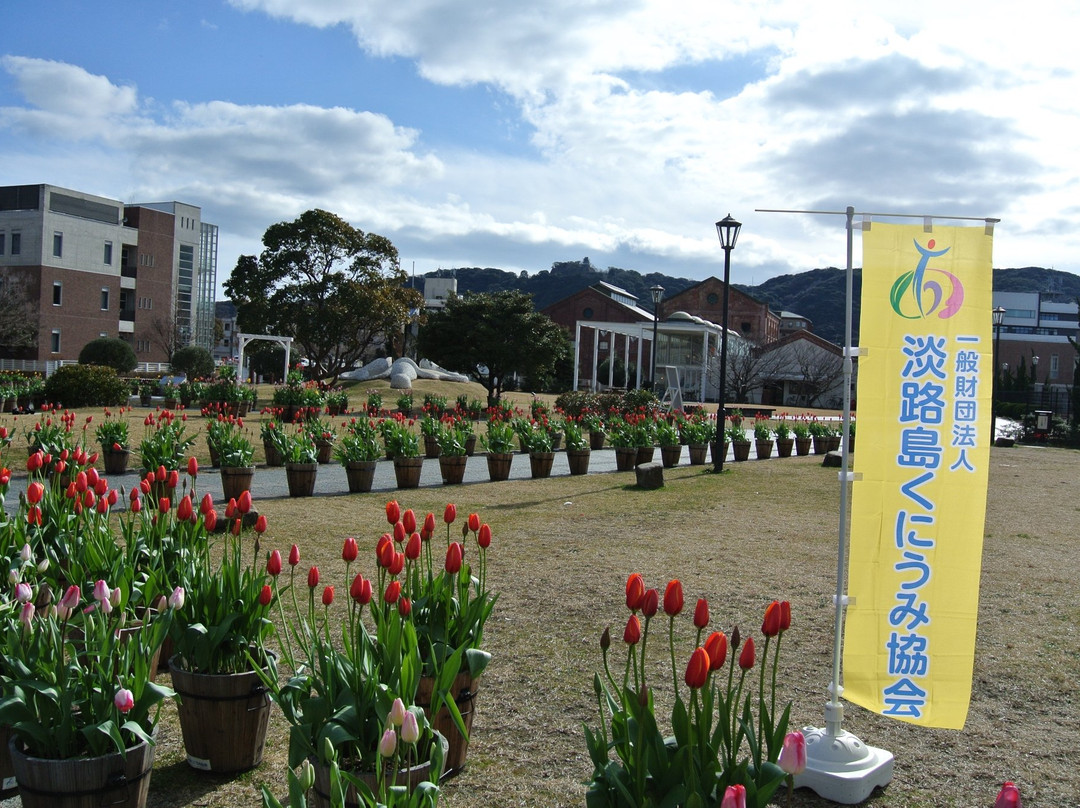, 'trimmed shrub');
554,390,598,418
78,337,137,373
170,346,215,380
43,364,131,408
